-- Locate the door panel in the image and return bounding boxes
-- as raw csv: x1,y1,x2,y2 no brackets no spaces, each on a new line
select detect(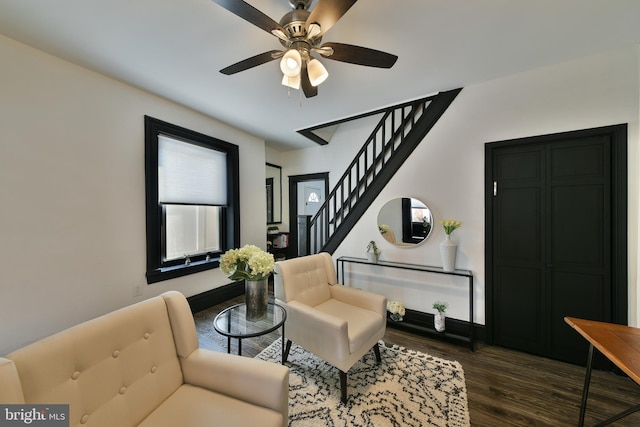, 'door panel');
495,266,543,353
549,271,605,363
492,147,545,353
498,187,541,262
550,185,604,266
546,137,610,364
487,126,624,366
